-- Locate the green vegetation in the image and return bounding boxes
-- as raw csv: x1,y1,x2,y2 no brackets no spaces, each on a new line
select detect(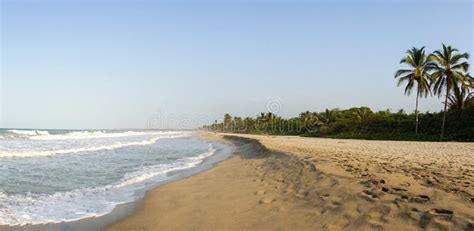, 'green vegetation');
203,44,473,142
